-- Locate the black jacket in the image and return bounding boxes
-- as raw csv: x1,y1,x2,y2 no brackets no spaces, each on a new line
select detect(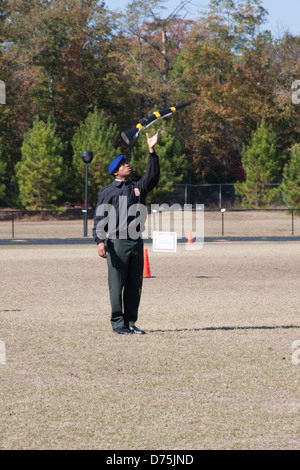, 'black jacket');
93,151,160,244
